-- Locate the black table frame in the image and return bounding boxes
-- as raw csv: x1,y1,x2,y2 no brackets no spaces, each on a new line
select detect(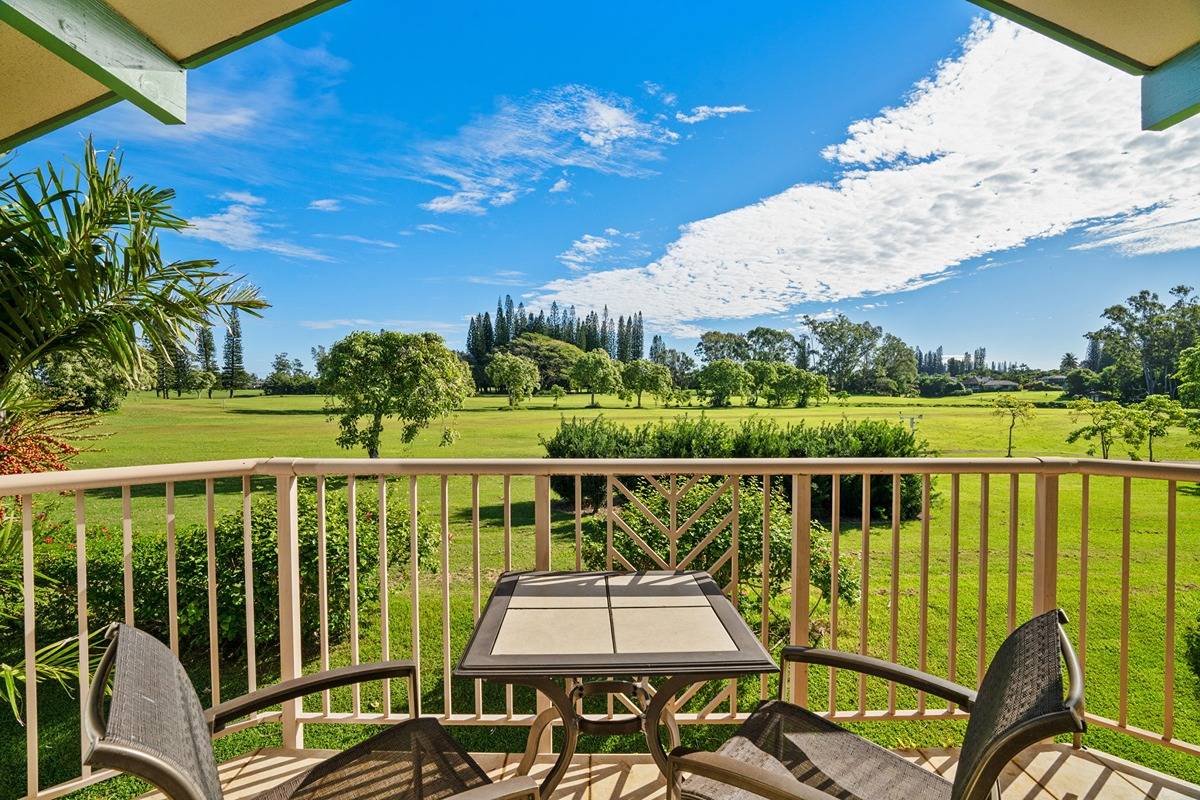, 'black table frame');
455,570,778,797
